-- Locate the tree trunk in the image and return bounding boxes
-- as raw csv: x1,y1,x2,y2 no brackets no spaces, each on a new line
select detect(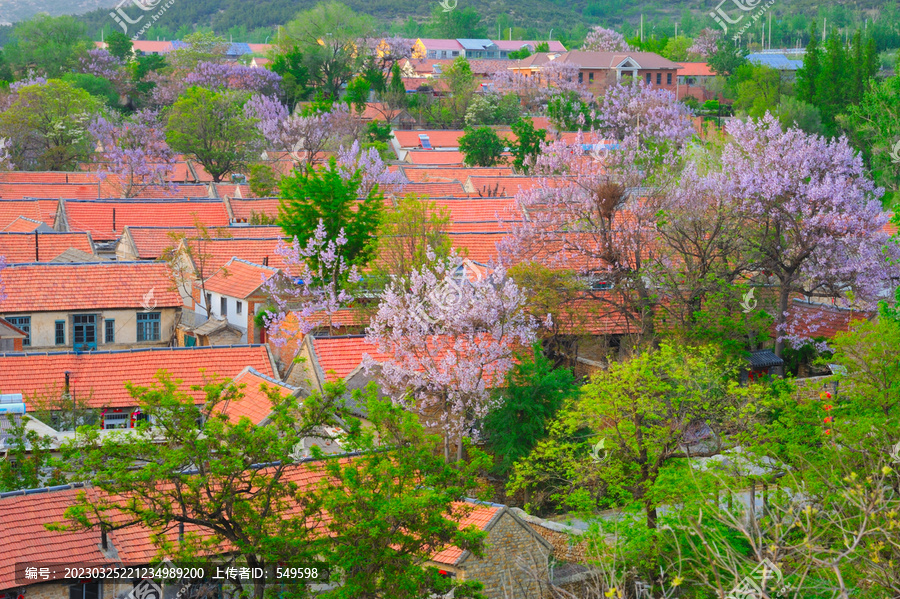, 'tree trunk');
645,499,658,530
443,434,450,463
774,284,791,357
456,434,464,462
